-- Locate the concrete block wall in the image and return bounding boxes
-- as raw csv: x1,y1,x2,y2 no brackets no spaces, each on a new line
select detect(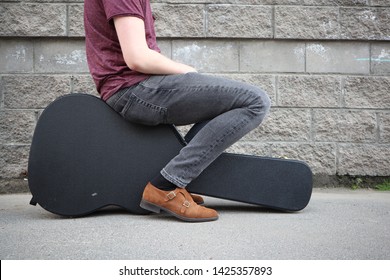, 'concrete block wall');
0,0,389,192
